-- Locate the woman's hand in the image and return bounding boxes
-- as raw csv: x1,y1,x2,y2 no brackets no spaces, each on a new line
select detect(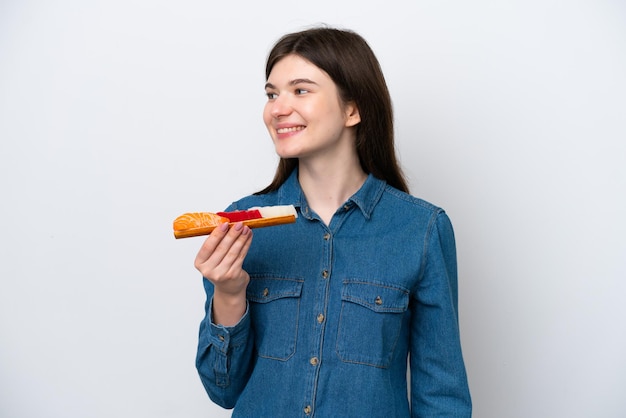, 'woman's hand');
194,222,253,326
